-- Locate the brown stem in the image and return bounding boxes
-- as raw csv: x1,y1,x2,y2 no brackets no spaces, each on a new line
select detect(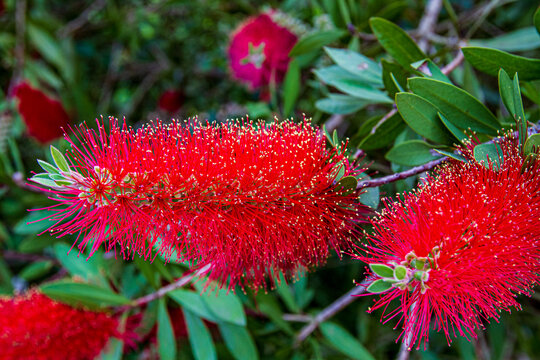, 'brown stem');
57,0,107,38
294,280,368,346
417,0,444,52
